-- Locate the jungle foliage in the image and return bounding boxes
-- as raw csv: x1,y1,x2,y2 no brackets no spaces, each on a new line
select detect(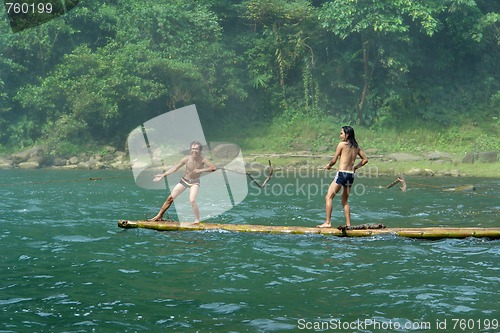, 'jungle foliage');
0,0,498,153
